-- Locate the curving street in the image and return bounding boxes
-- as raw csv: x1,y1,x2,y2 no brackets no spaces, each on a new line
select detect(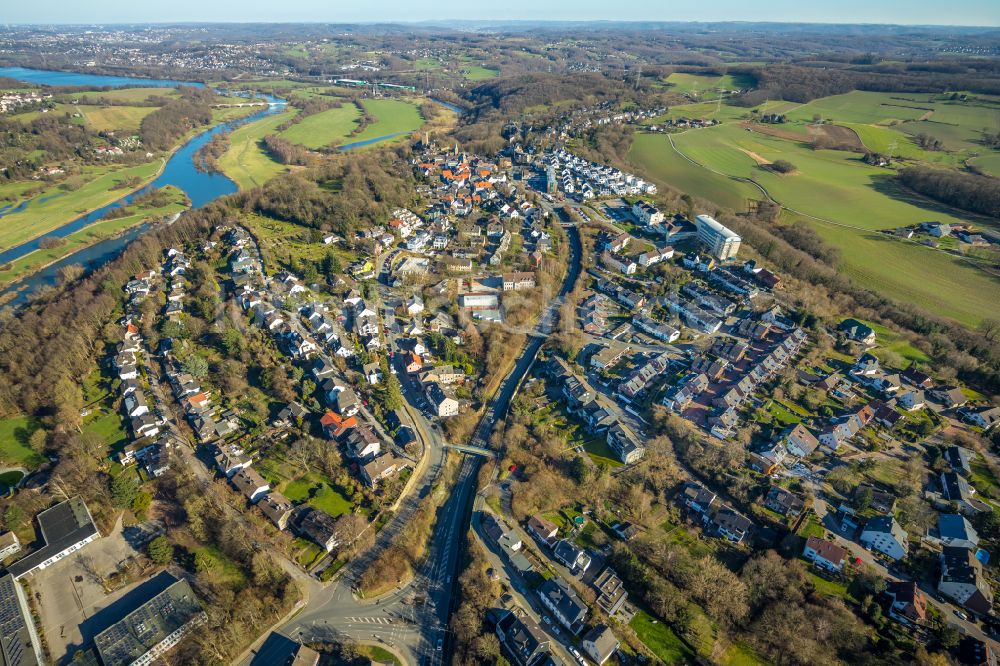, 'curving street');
253,224,582,665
